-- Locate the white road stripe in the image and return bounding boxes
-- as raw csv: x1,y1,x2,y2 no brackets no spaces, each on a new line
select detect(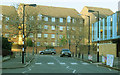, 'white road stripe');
82,63,89,65
48,62,54,64
73,70,76,73
35,63,42,64
60,63,65,65
70,63,77,65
